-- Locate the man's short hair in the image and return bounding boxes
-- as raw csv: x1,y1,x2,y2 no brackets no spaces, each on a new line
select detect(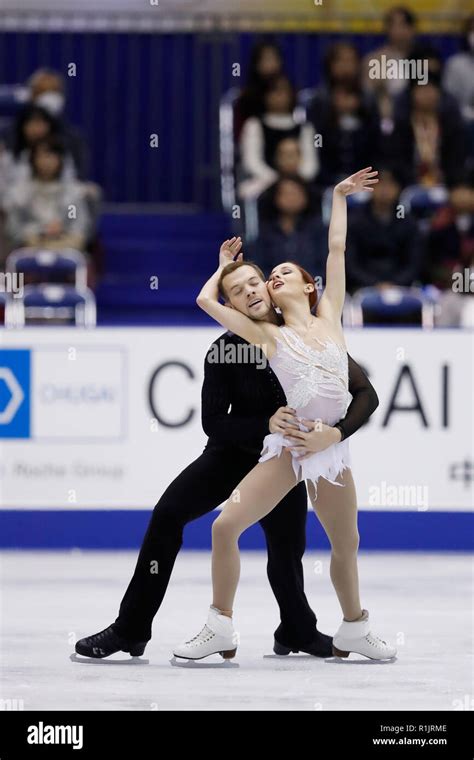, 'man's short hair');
217,260,265,301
